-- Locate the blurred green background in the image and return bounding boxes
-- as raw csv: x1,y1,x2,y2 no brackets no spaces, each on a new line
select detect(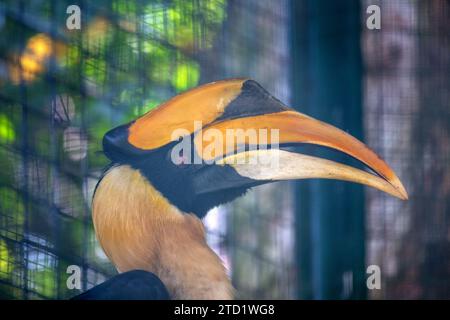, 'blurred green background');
0,0,449,299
